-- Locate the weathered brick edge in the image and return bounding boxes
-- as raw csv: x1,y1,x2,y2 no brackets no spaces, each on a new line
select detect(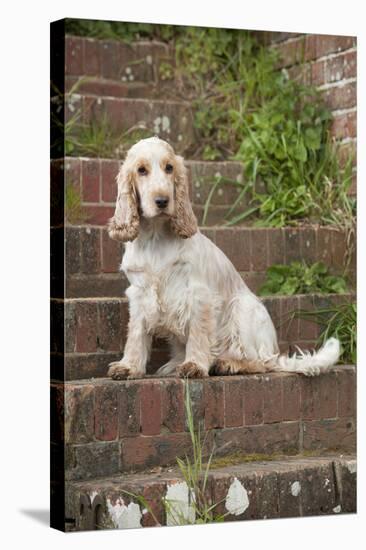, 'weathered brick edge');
65,35,172,83
50,293,354,380
65,455,356,530
60,223,355,298
51,367,356,479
